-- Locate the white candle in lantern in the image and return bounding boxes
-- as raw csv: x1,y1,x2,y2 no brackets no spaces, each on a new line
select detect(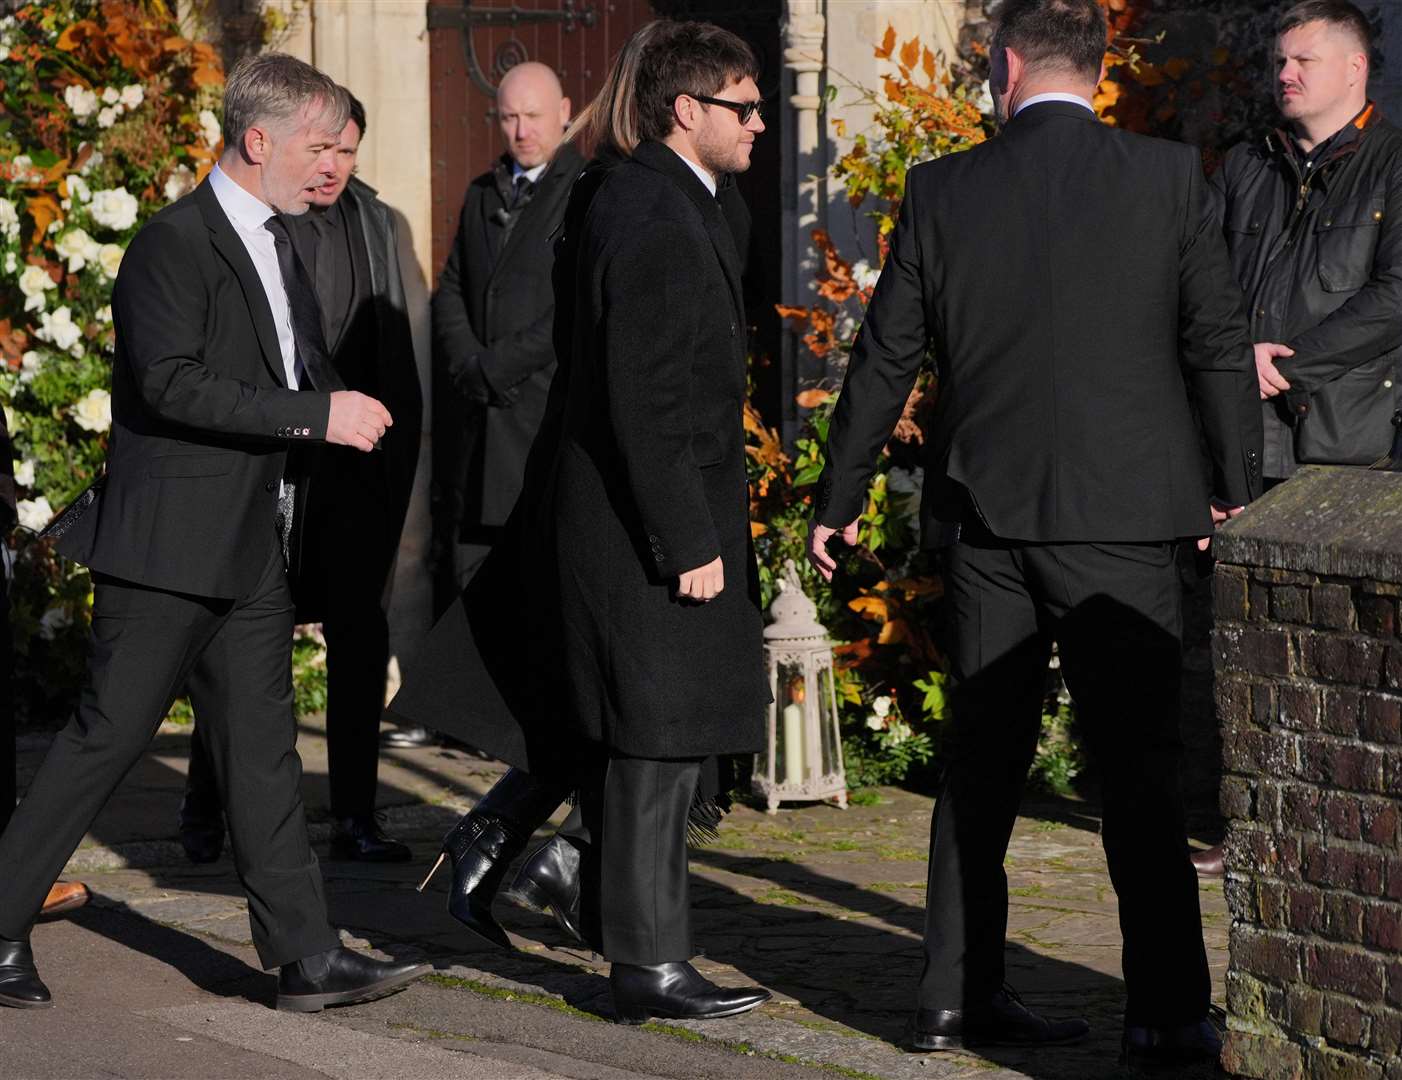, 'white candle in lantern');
782,700,804,785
